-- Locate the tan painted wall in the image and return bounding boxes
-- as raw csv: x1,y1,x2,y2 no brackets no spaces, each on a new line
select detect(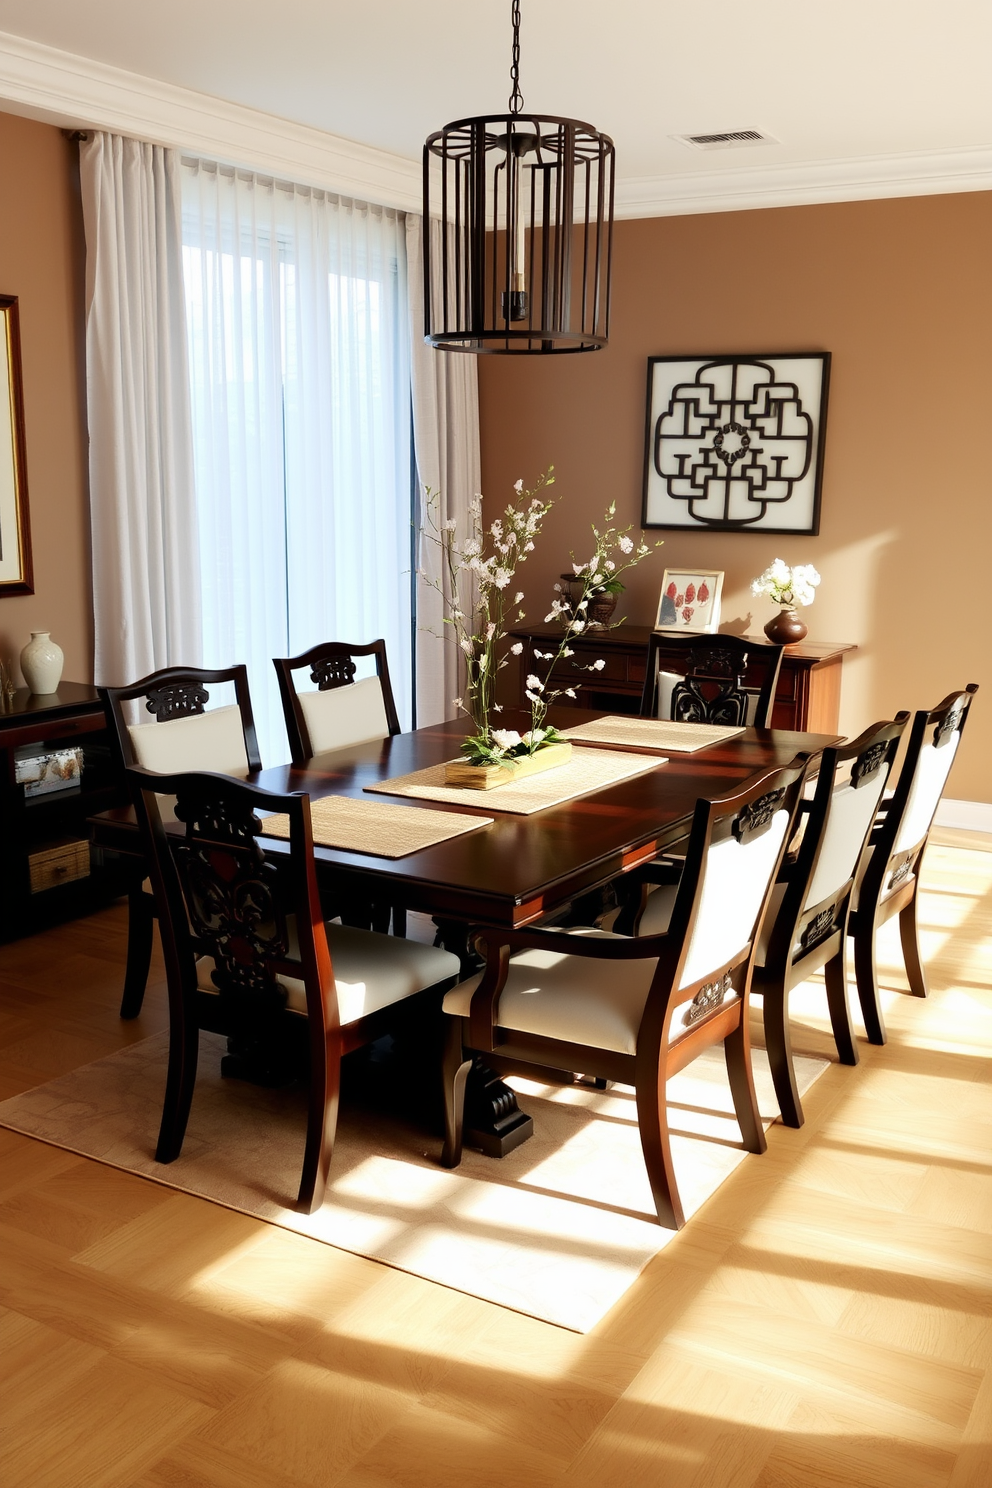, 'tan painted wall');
479,193,992,804
0,110,91,686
